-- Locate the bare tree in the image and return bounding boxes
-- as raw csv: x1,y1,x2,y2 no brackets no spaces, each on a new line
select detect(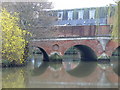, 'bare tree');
2,1,57,39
